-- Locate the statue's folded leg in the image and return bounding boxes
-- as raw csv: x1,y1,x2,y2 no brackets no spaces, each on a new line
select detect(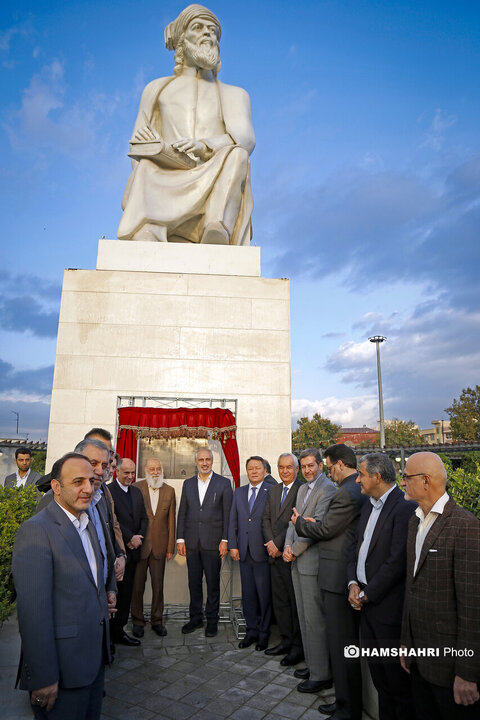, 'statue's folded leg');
202,146,249,244
132,223,168,242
